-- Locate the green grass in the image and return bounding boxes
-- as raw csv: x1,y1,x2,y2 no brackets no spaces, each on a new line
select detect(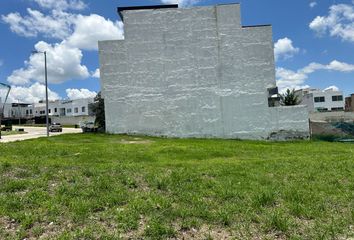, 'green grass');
0,134,353,239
